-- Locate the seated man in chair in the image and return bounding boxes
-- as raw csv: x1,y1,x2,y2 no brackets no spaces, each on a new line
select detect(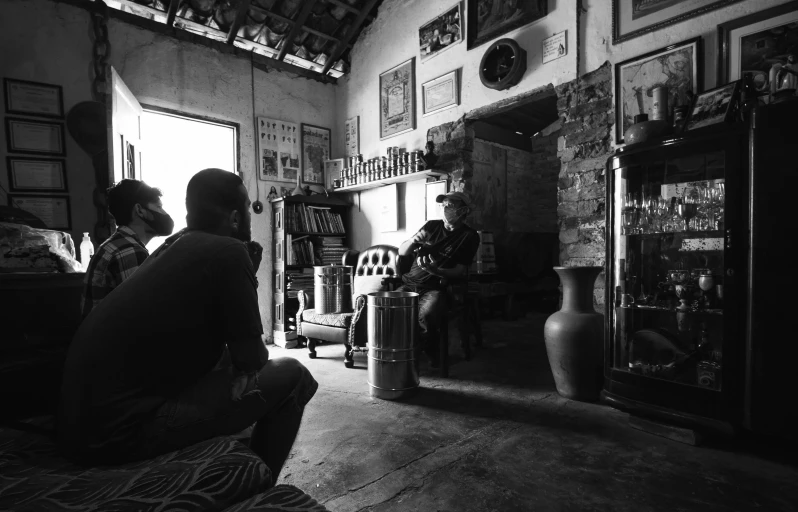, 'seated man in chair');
397,191,480,368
